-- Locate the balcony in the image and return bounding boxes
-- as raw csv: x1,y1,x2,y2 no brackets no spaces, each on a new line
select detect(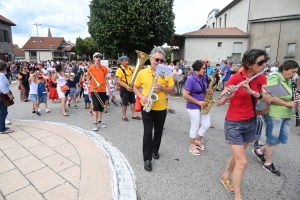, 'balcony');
29,56,37,60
